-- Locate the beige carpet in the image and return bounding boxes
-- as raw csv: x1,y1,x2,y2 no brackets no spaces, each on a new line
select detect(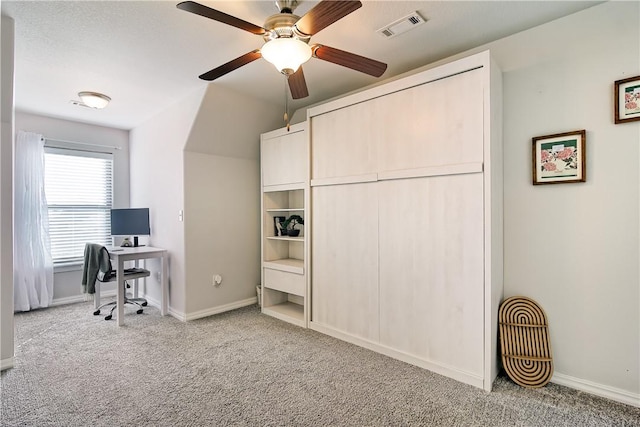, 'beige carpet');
1,302,638,426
